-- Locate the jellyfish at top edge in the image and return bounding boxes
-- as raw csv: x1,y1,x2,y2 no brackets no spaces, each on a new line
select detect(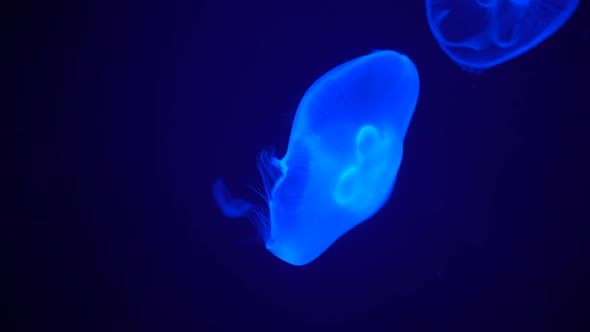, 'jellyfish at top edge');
213,50,420,266
425,0,580,72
